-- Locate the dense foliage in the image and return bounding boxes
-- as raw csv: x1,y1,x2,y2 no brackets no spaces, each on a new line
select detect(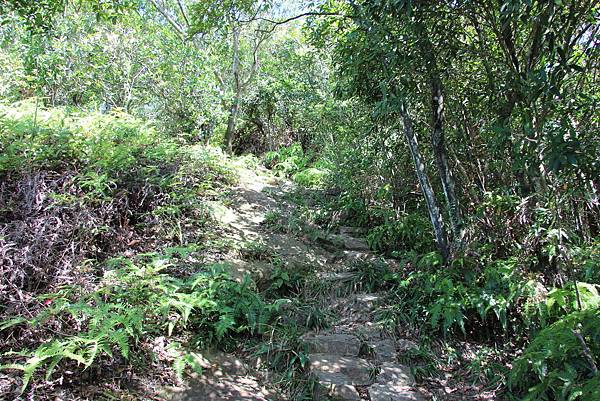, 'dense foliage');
0,0,598,400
